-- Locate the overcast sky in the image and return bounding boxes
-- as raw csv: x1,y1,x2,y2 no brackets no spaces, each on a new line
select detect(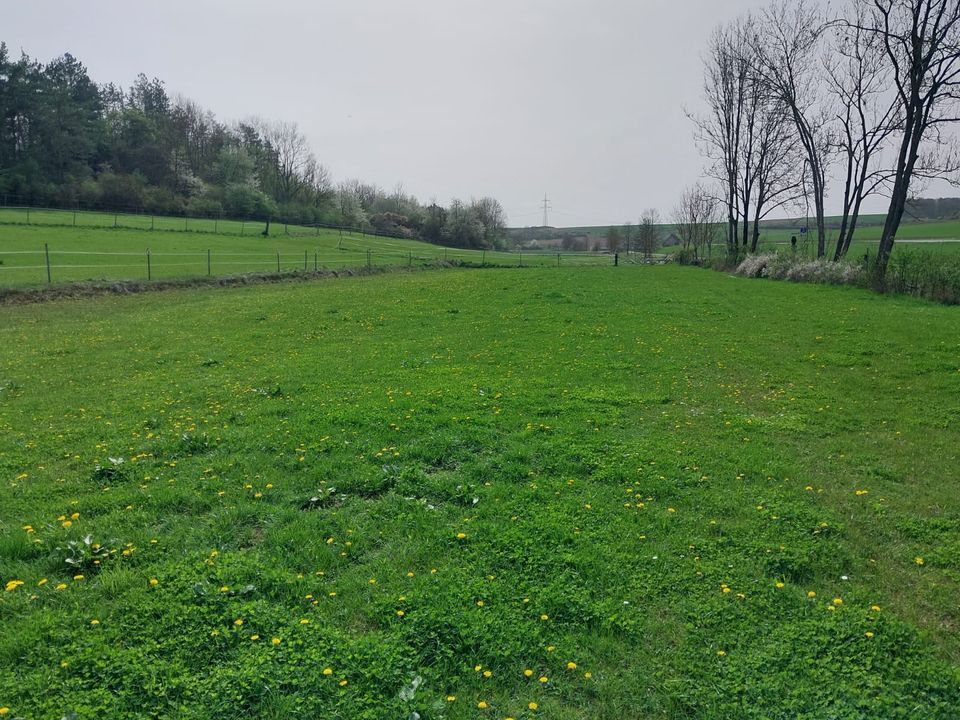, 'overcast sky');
6,0,953,227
